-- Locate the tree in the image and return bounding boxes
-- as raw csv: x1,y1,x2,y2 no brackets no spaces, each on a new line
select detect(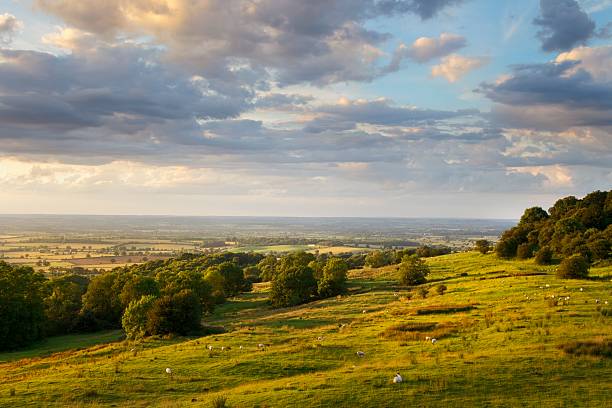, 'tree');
534,246,553,265
160,269,214,313
399,255,430,286
146,290,202,336
122,295,157,340
243,266,261,283
216,262,249,296
80,272,123,330
204,267,226,304
0,262,46,350
119,275,159,309
44,275,89,336
557,254,589,279
317,257,348,298
270,265,317,308
474,240,490,254
365,250,394,268
257,255,278,282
